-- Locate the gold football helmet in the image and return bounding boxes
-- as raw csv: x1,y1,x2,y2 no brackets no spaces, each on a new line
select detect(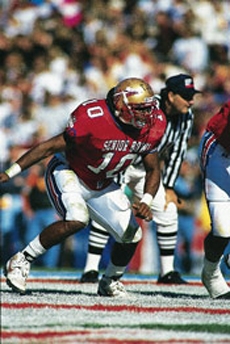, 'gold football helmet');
113,78,157,129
